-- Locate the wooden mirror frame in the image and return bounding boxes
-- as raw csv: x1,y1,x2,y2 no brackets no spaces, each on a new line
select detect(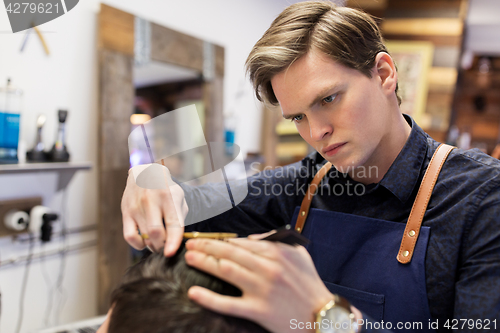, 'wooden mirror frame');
97,4,224,313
